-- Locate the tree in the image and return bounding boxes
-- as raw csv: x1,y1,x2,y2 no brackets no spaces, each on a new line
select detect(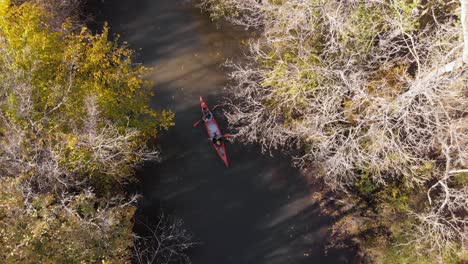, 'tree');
199,0,467,262
133,212,196,264
462,0,468,63
0,0,181,262
0,177,137,263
